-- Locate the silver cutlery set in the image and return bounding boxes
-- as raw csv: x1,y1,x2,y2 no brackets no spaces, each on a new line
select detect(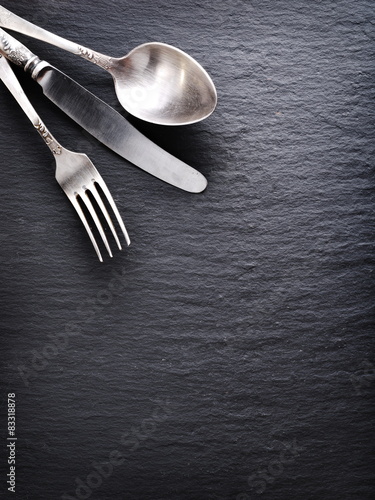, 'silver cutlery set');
0,6,217,261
